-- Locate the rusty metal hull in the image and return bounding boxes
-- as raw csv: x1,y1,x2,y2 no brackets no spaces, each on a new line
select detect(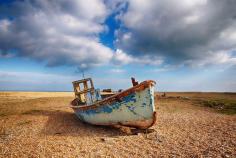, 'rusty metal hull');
71,80,156,129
